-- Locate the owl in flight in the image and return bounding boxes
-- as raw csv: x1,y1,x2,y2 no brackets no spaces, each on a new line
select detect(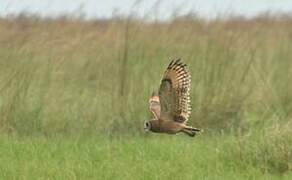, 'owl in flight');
144,59,201,137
